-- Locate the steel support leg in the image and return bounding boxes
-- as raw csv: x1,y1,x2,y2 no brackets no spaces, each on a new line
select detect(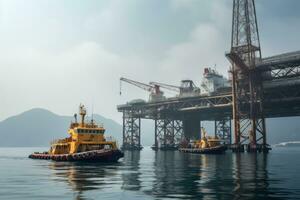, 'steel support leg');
154,119,183,150
214,118,232,145
228,0,270,153
122,111,142,150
